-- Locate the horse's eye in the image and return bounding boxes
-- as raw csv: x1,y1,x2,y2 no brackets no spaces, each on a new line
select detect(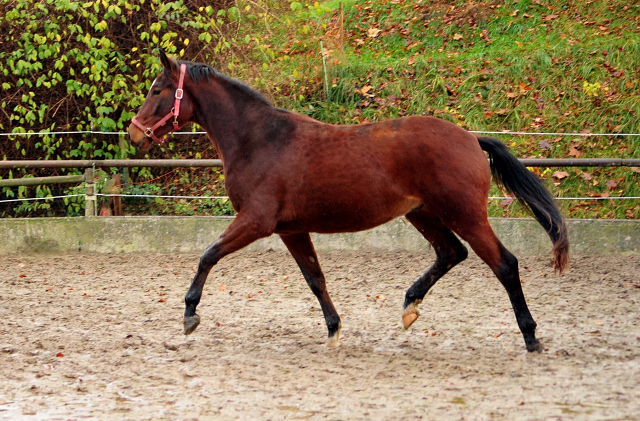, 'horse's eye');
152,89,161,96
